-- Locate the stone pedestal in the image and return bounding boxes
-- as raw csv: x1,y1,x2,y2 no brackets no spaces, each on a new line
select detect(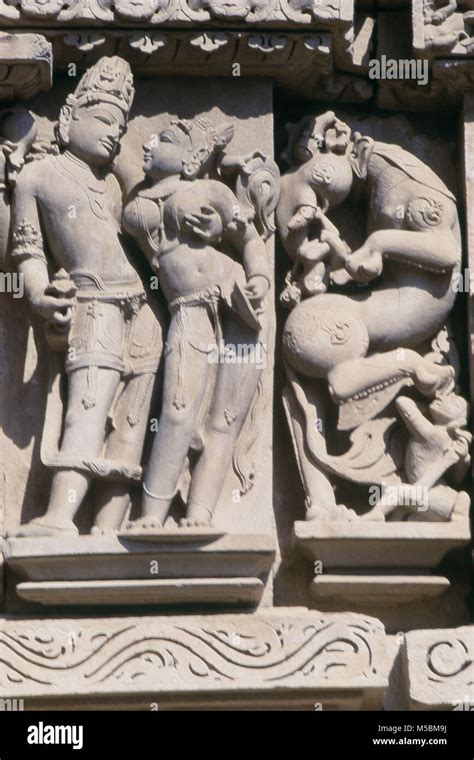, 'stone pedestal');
6,533,275,607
